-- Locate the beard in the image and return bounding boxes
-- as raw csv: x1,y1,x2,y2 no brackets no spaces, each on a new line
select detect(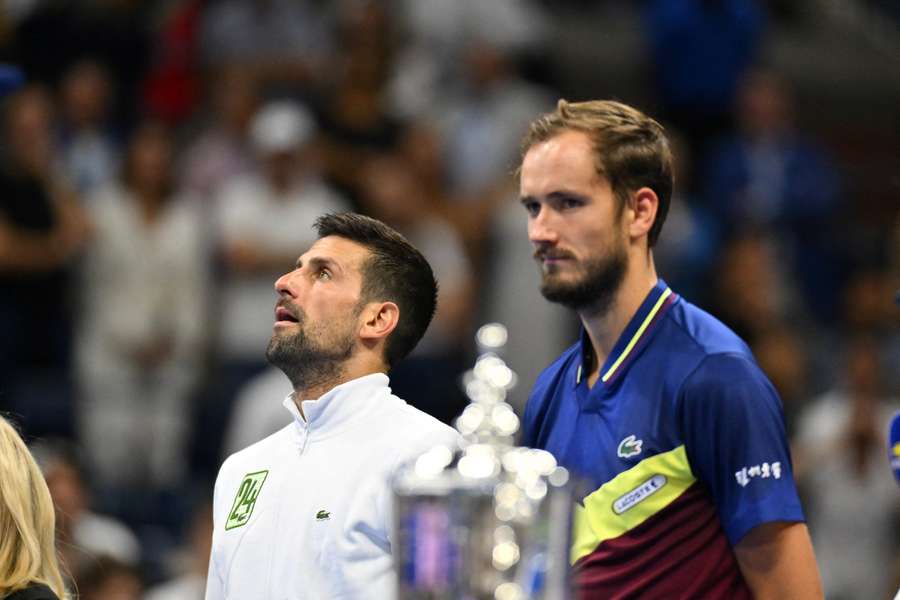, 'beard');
538,239,628,314
265,309,356,393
